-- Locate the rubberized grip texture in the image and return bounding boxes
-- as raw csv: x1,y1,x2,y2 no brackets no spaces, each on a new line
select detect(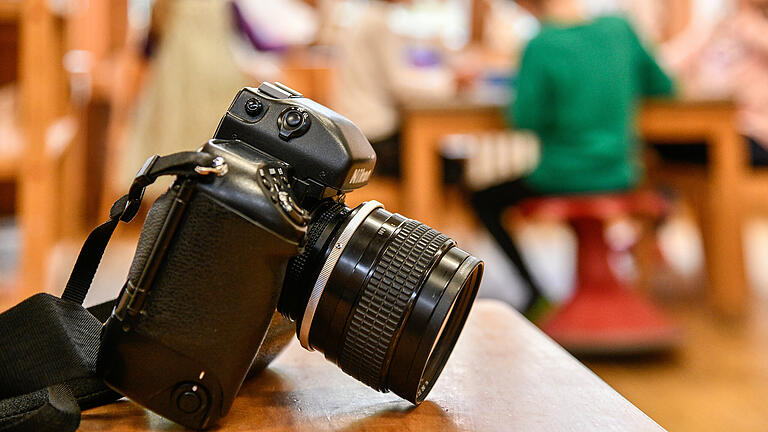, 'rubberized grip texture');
338,220,449,390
